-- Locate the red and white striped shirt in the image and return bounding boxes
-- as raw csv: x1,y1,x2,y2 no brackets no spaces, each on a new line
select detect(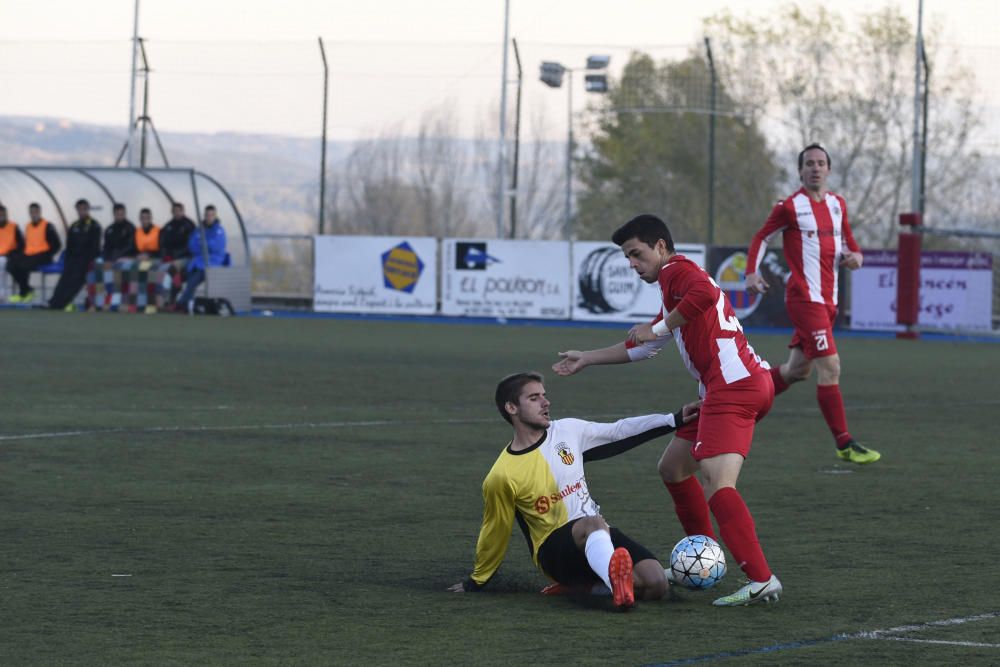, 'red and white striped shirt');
746,188,860,306
626,255,769,397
